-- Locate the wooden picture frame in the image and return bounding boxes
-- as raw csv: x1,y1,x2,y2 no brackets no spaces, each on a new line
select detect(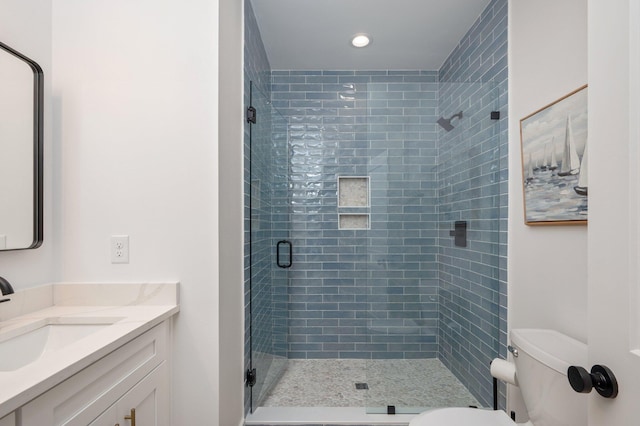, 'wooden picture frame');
520,85,588,225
